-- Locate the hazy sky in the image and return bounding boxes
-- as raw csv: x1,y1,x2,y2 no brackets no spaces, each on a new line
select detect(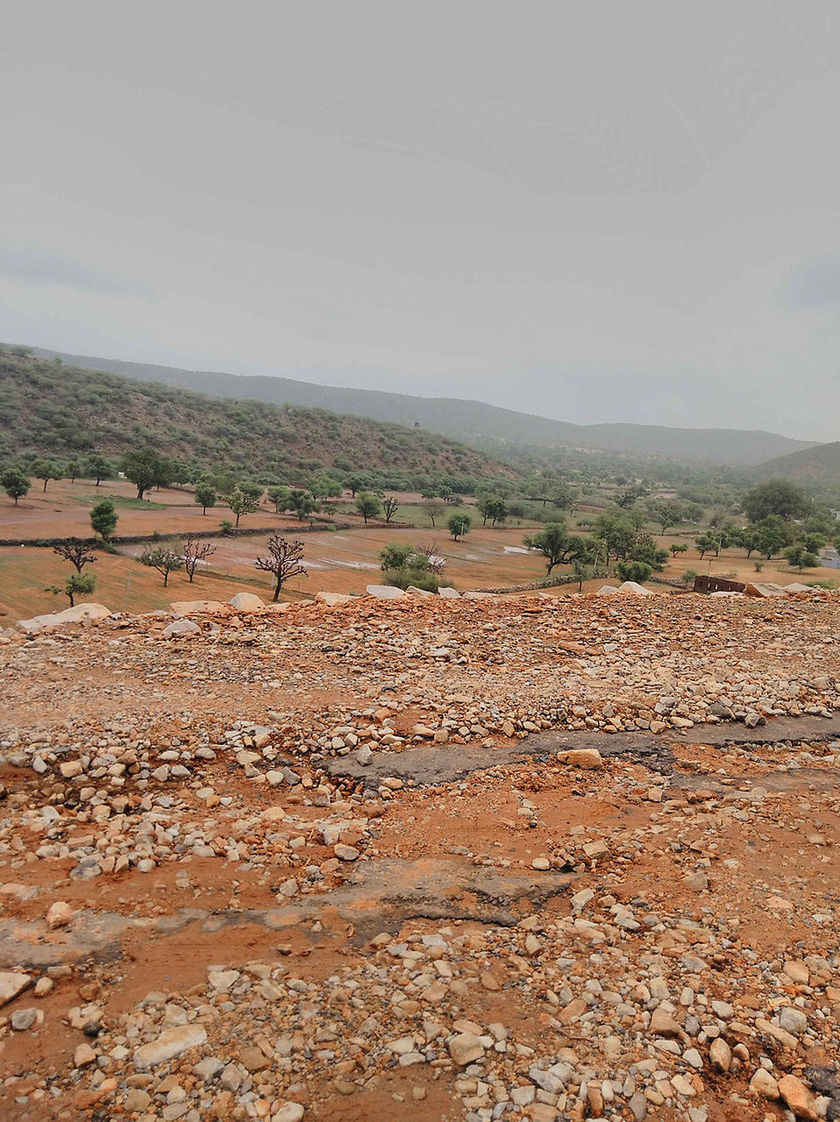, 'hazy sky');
2,2,839,440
